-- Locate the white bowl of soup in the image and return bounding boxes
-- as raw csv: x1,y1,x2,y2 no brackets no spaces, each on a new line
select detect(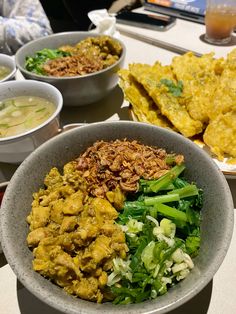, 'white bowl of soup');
0,54,16,82
0,80,63,163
